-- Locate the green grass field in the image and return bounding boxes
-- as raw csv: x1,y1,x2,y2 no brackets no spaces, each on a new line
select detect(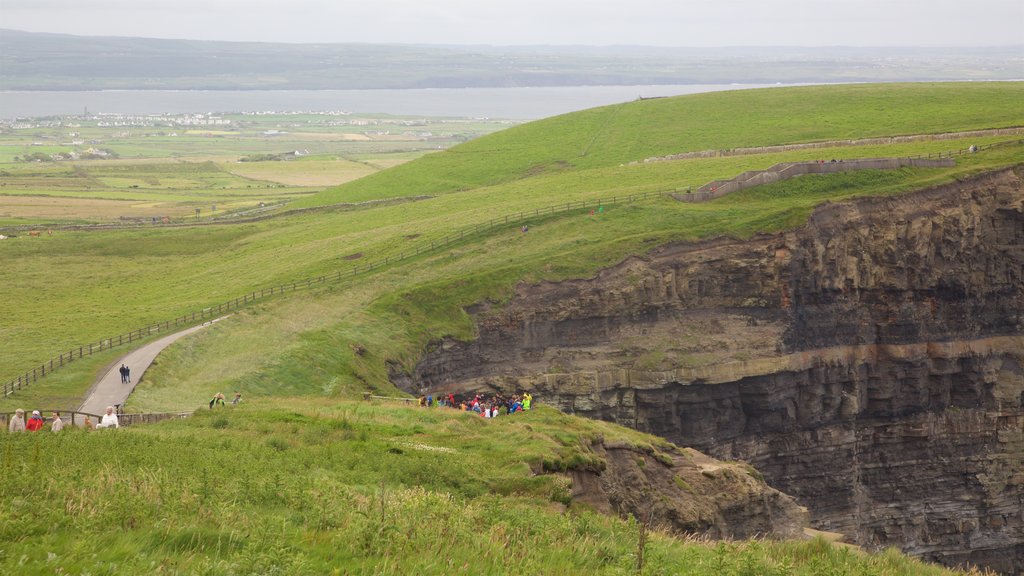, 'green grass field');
296,82,1024,206
1,82,1020,575
0,400,985,575
1,83,1022,413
